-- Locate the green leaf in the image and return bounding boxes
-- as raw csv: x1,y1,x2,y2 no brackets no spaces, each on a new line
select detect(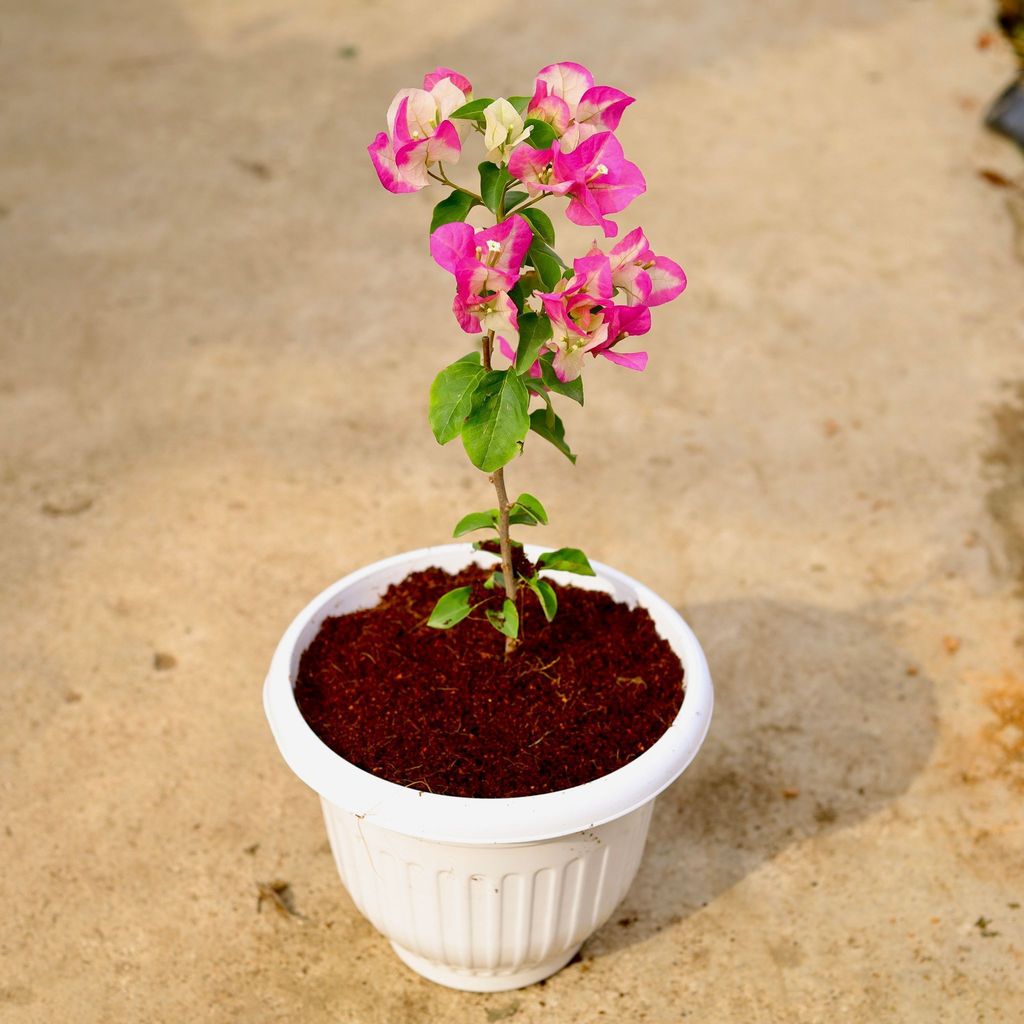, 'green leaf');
486,597,519,639
483,569,505,591
429,353,486,444
523,118,557,149
528,237,565,290
525,378,552,409
514,312,552,374
508,280,528,313
512,492,548,525
533,235,566,267
427,586,474,628
522,208,555,245
525,380,557,429
537,547,595,576
452,509,498,537
507,95,531,114
527,577,558,621
479,162,512,215
450,98,494,123
508,510,538,527
529,408,577,464
462,370,530,472
504,190,528,210
538,354,584,405
430,190,478,233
